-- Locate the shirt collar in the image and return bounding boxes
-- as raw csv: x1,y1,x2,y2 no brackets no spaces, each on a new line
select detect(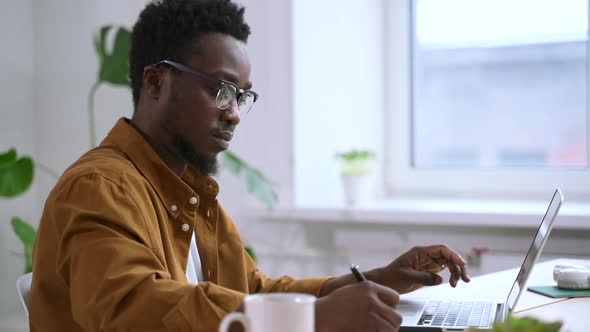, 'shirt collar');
100,118,219,218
